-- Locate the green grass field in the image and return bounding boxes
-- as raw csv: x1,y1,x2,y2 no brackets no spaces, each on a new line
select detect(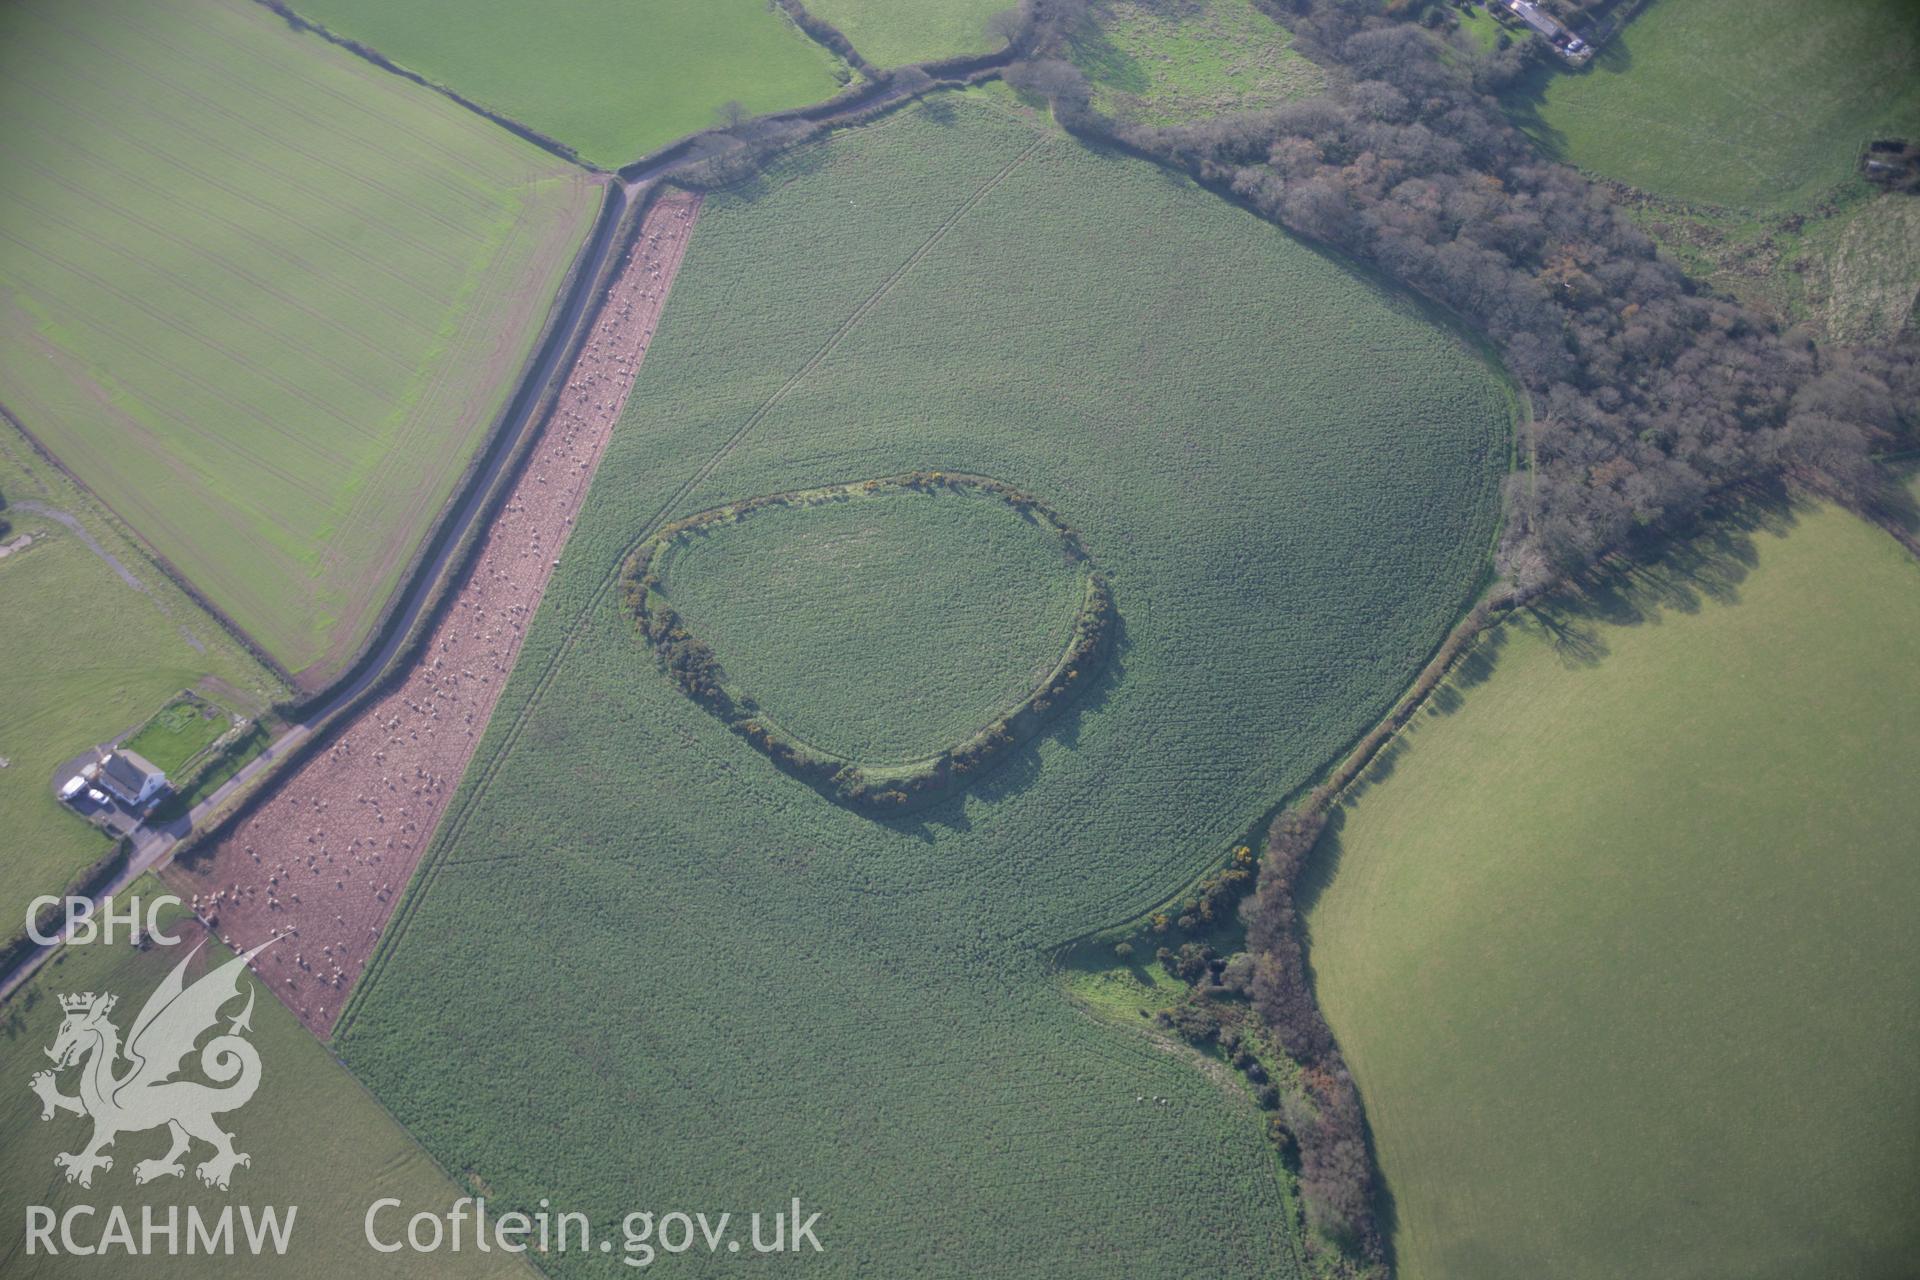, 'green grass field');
0,882,530,1279
0,0,600,685
1452,3,1503,53
0,433,283,939
336,95,1509,1277
289,0,849,167
1513,0,1920,208
121,695,230,778
1072,0,1324,125
805,0,1010,67
1306,500,1920,1280
657,481,1091,763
